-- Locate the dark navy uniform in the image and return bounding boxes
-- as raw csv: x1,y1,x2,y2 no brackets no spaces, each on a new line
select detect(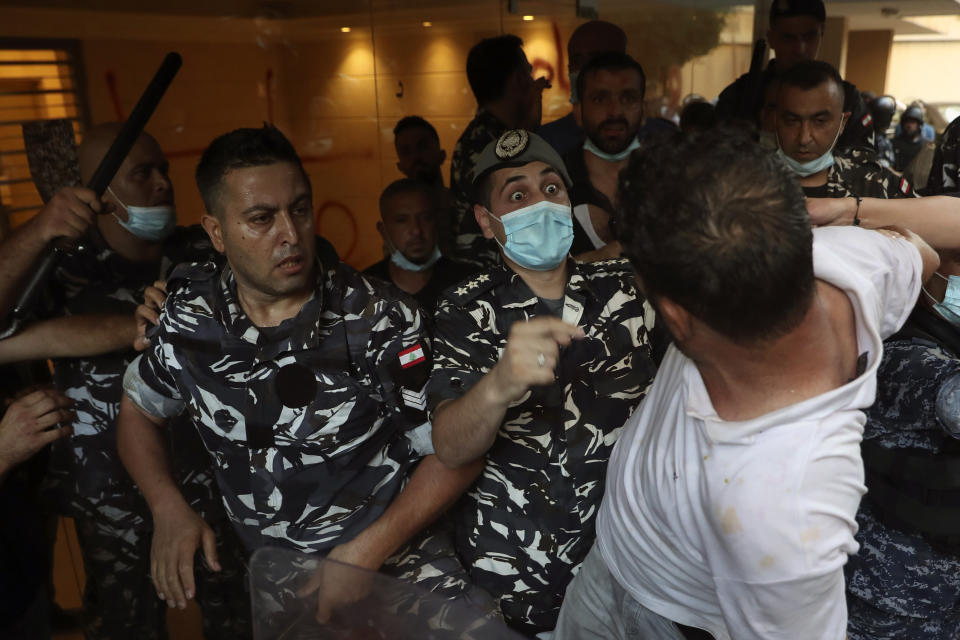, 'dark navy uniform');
426,256,660,635
927,115,960,195
845,309,960,639
801,147,917,199
0,225,250,640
